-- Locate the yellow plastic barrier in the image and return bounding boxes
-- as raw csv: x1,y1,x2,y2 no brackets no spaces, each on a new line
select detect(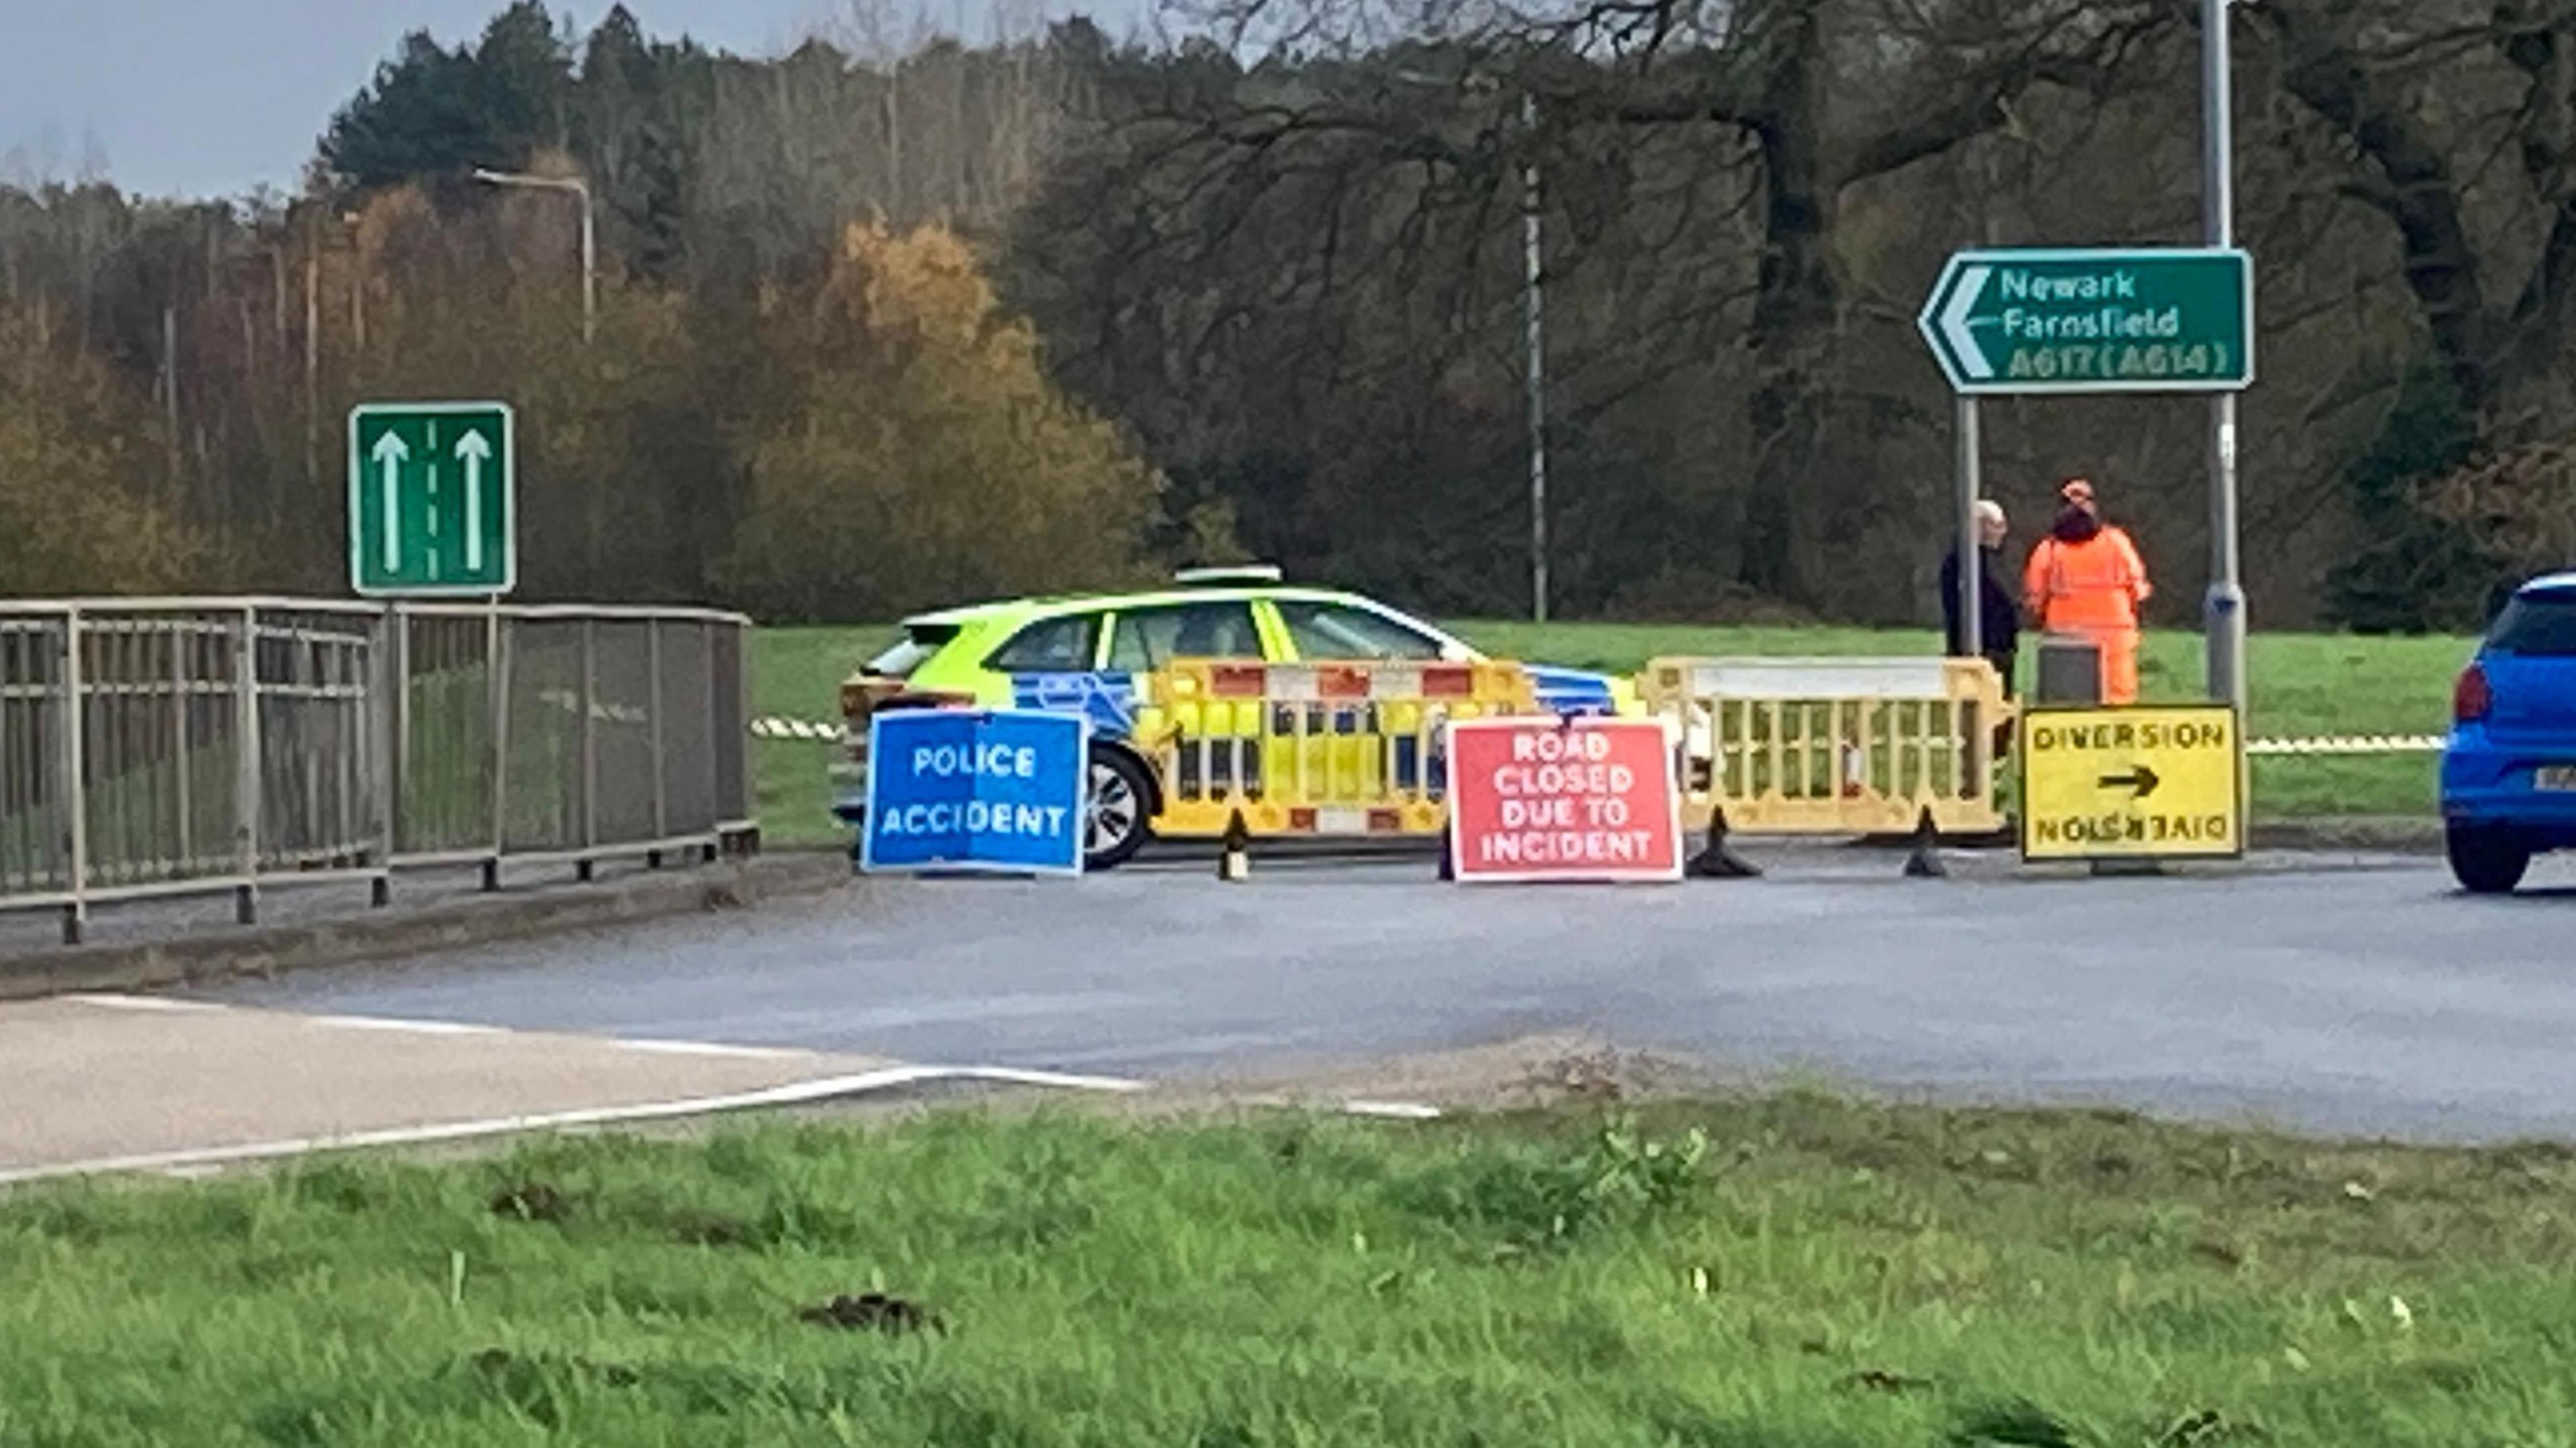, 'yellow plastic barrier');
1637,657,2009,836
1135,659,1540,838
